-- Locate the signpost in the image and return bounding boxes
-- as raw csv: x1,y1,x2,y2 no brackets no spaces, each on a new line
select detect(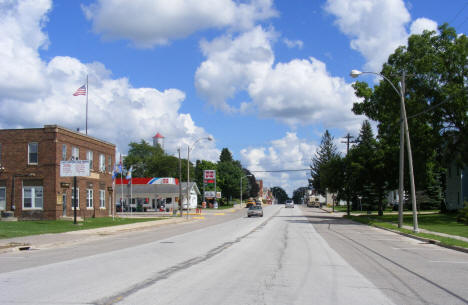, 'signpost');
60,161,90,224
203,170,216,204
